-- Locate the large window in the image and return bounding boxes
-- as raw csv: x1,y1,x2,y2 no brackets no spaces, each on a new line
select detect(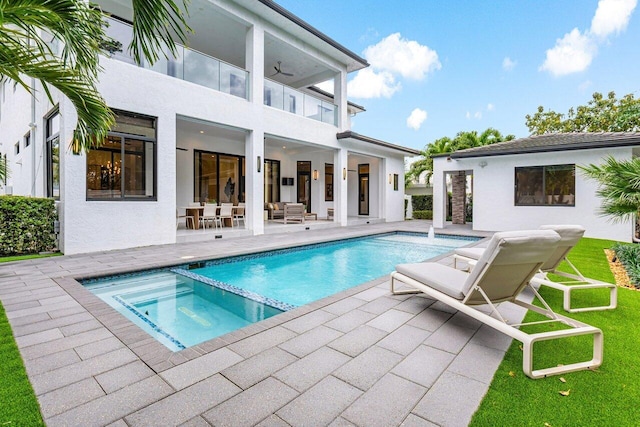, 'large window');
86,111,156,200
45,110,60,199
194,150,245,204
515,164,575,206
